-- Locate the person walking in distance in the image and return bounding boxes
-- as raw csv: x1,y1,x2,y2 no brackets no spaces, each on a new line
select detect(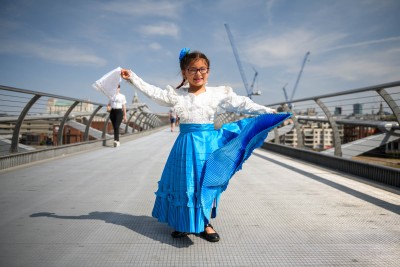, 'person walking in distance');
118,48,291,242
169,107,177,132
108,84,127,147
